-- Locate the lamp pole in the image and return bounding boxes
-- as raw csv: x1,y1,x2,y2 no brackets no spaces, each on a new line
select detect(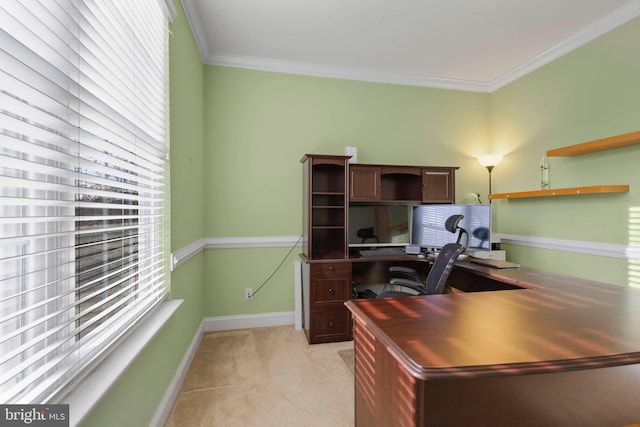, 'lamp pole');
486,165,494,201
478,154,502,202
